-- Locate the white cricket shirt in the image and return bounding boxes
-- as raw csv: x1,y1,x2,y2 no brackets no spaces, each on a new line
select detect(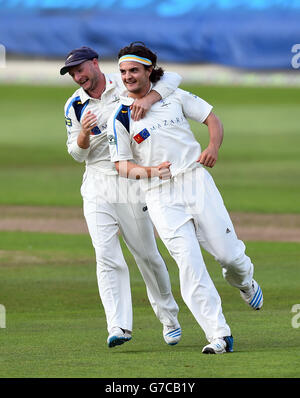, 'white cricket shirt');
64,72,182,175
108,87,213,188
